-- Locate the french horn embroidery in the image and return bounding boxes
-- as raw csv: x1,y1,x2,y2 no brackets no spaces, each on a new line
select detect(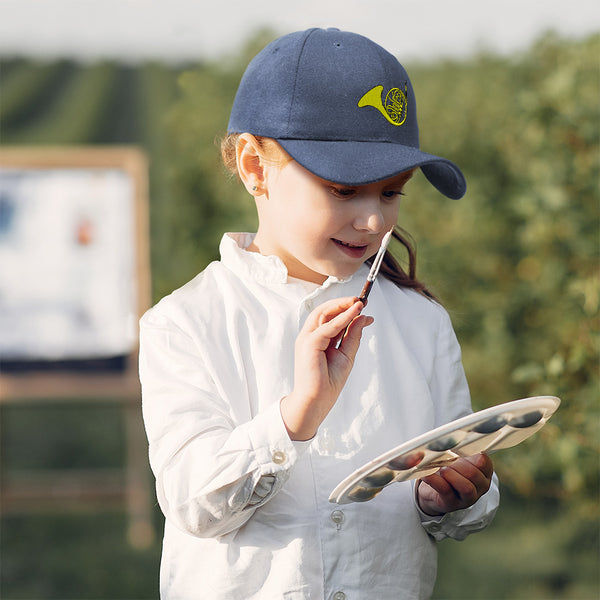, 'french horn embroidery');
358,83,408,126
